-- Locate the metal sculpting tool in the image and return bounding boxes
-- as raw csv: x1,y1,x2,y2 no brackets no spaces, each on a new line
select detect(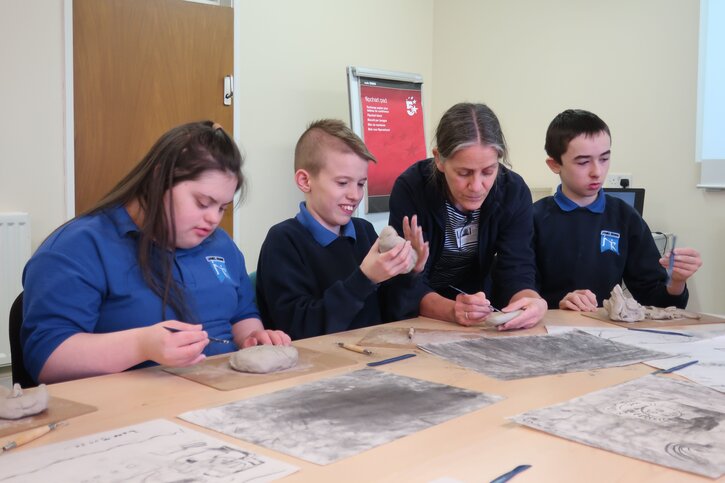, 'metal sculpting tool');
448,285,502,312
163,326,231,344
490,464,532,483
653,359,698,374
367,353,416,367
627,327,692,338
666,235,677,283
